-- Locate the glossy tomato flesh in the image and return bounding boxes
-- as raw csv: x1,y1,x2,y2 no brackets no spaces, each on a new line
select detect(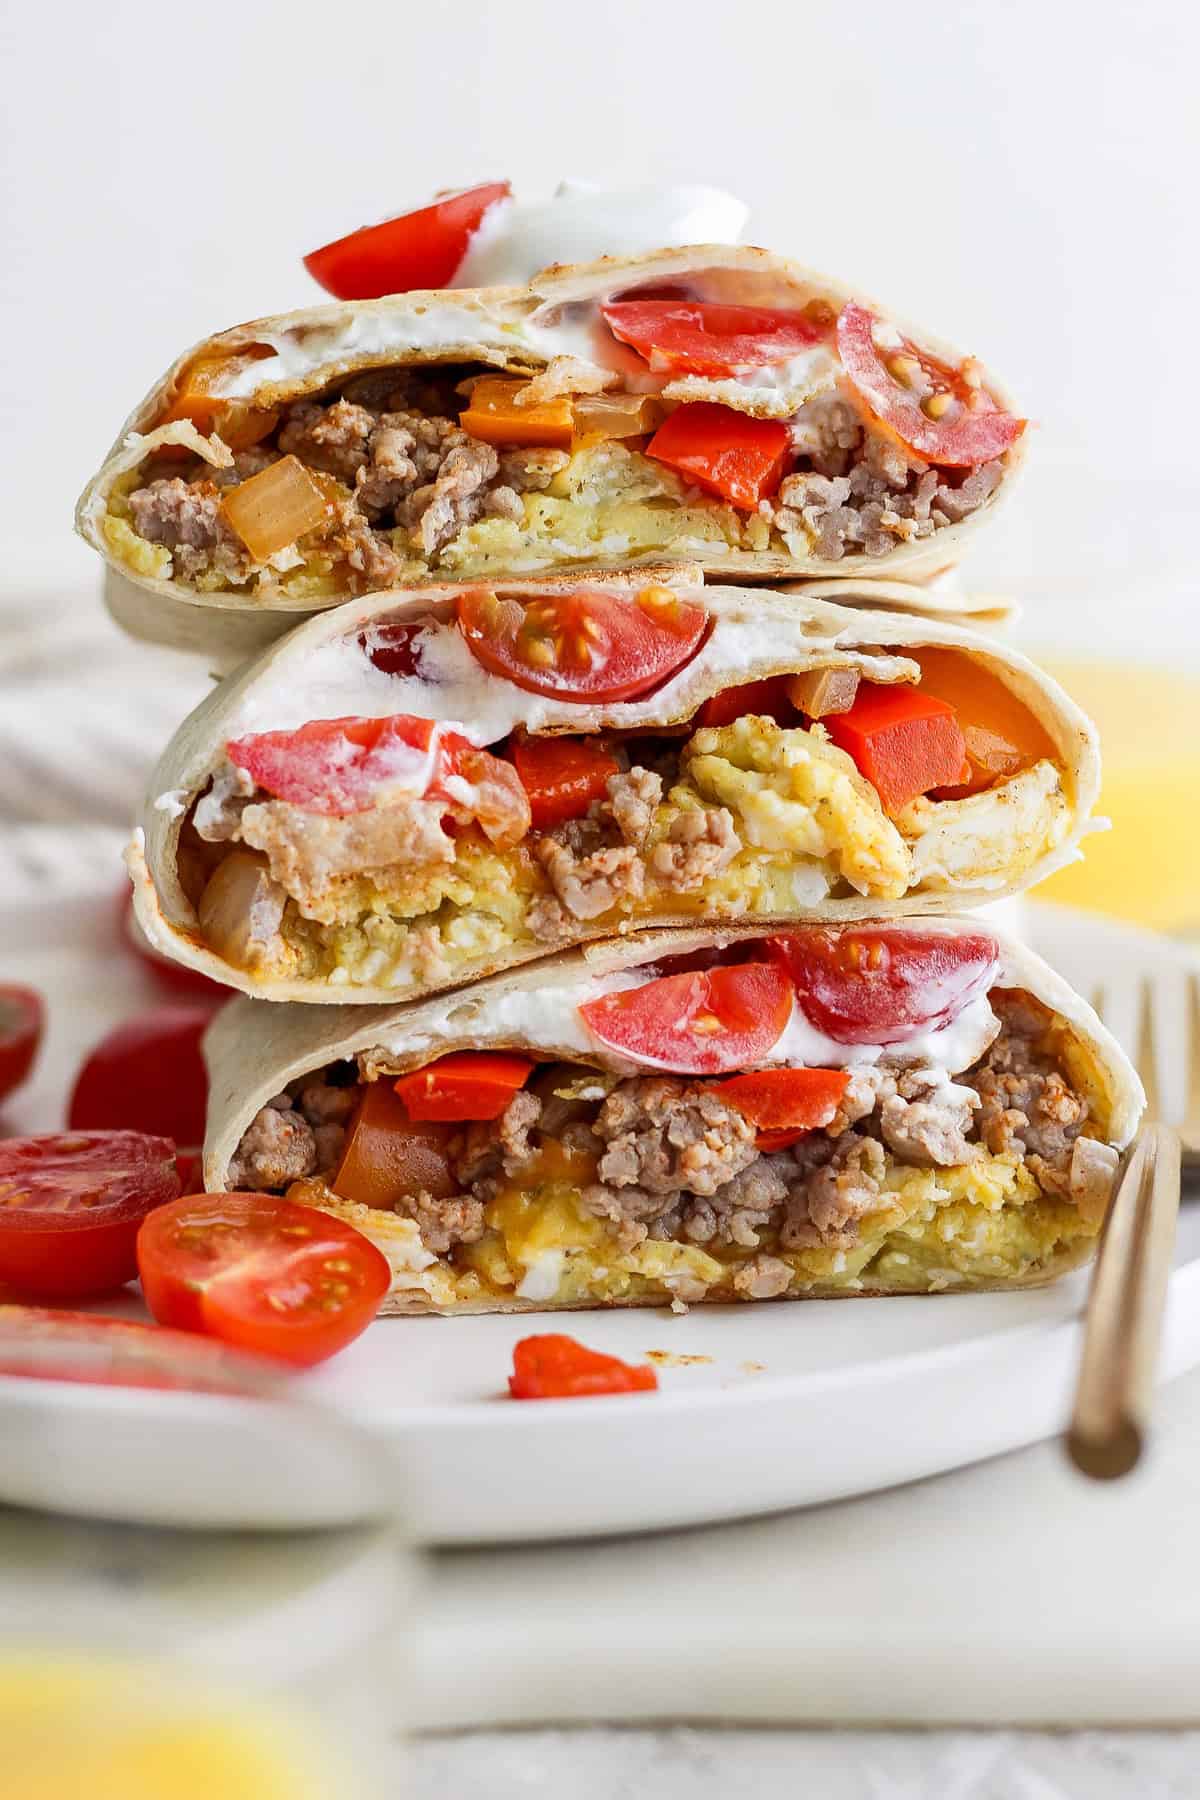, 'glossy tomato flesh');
68,1007,211,1149
509,735,620,829
456,585,708,704
772,927,1000,1046
602,299,828,378
303,181,511,300
579,962,793,1075
509,1334,658,1399
137,1193,391,1366
0,1131,180,1299
0,985,44,1105
836,302,1025,467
